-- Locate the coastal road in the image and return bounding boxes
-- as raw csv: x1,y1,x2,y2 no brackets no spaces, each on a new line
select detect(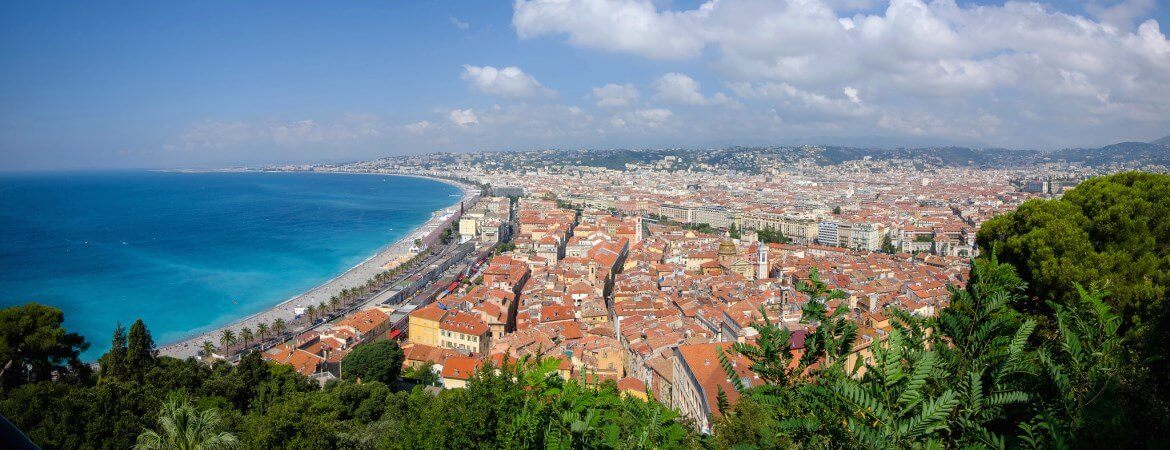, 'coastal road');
247,239,484,357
